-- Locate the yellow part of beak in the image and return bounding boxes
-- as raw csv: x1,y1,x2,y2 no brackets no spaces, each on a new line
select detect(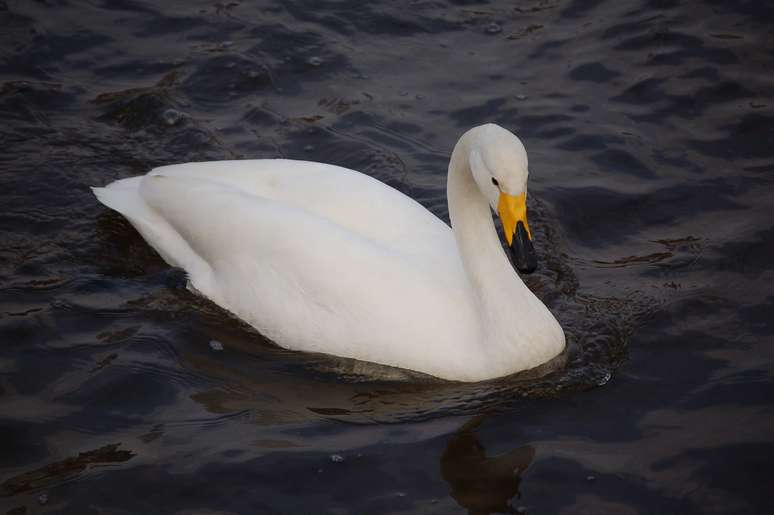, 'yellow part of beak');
497,191,532,245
